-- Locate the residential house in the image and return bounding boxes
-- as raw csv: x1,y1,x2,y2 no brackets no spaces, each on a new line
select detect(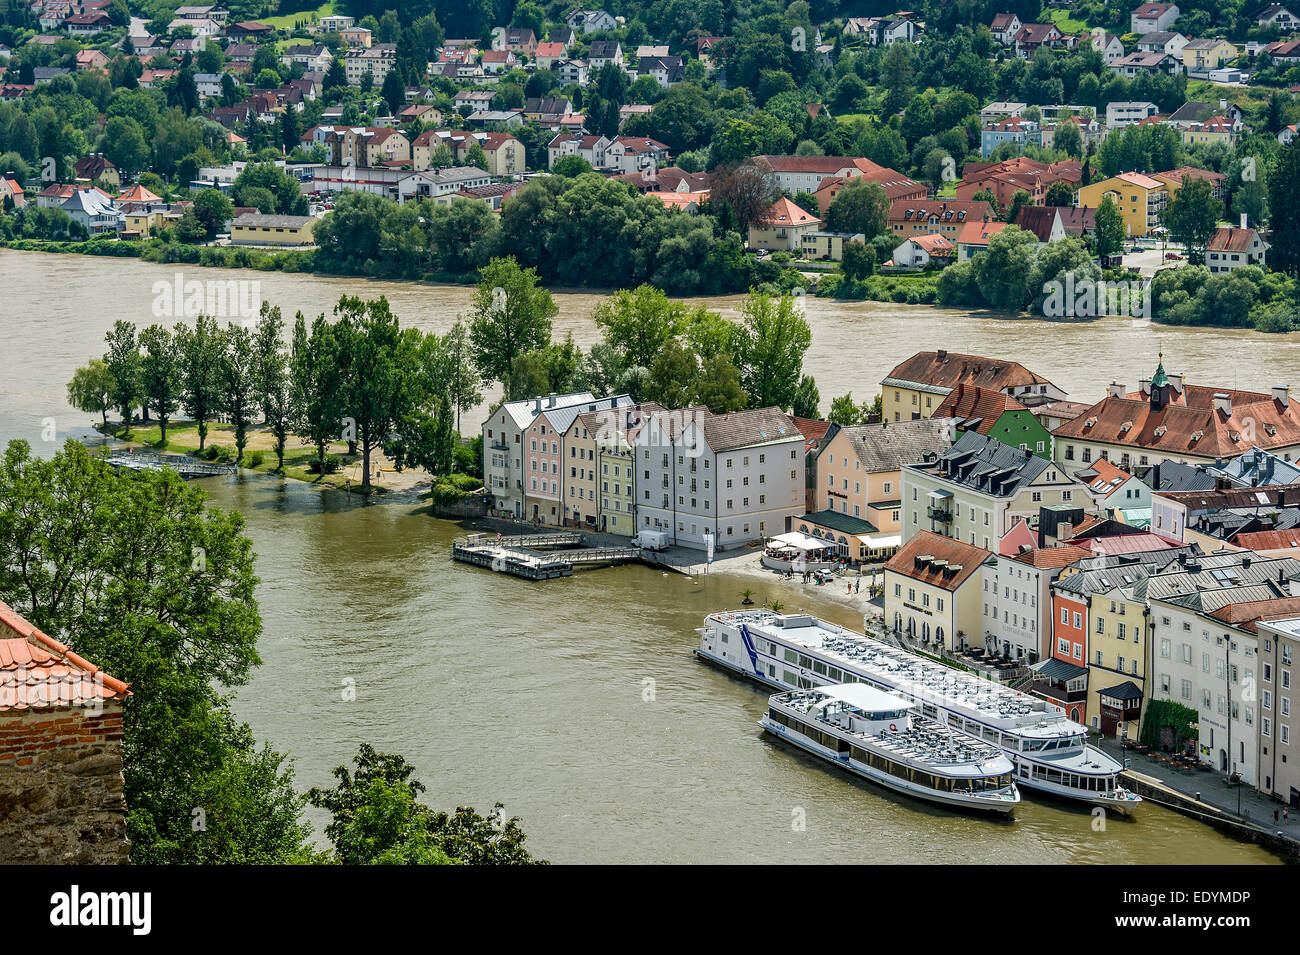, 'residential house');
889,199,995,242
635,406,807,551
73,154,118,188
503,28,537,55
1092,32,1127,63
636,55,684,88
587,40,623,70
954,156,1082,209
522,395,635,525
60,187,121,233
1013,206,1097,245
990,13,1023,45
339,26,372,48
581,403,665,537
1181,116,1241,147
280,44,333,72
1206,223,1268,273
480,49,517,74
892,233,954,268
883,349,1066,421
1005,544,1094,663
1077,457,1153,511
980,116,1041,157
754,155,925,200
1111,50,1184,76
1182,37,1238,70
601,136,670,174
1137,30,1188,56
884,530,997,653
1076,172,1169,237
344,44,396,86
902,430,1080,553
800,231,865,261
1054,360,1300,475
535,41,567,69
748,196,821,252
1256,3,1299,28
75,48,107,70
933,385,1054,458
1013,23,1066,58
813,417,957,558
547,133,610,169
1131,2,1180,33
955,219,1006,261
1154,166,1227,200
483,392,597,518
1106,101,1160,126
566,9,617,33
